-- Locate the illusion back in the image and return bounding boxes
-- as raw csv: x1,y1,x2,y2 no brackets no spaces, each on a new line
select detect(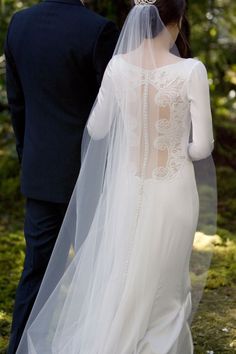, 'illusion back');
88,55,214,182
116,57,190,181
